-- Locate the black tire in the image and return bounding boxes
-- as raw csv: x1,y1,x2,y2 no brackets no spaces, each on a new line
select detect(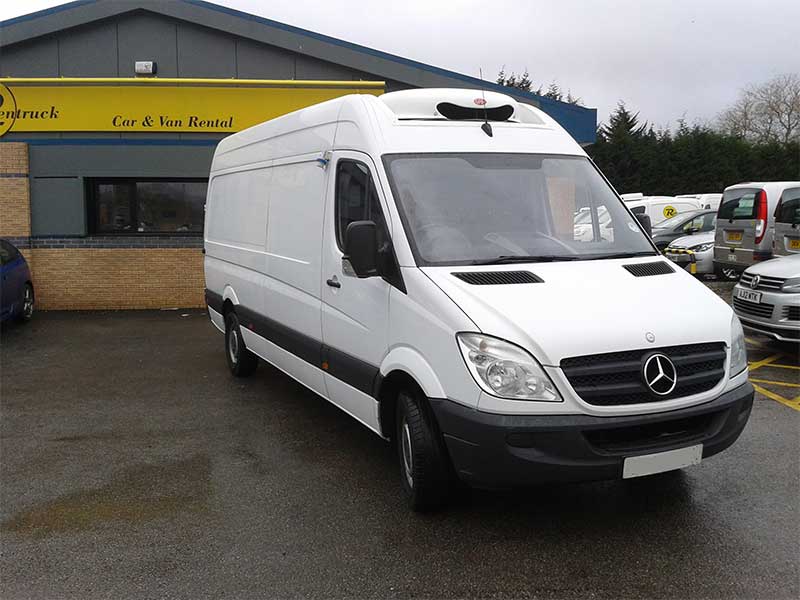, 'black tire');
396,389,452,511
224,311,258,377
715,265,740,281
17,283,34,323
